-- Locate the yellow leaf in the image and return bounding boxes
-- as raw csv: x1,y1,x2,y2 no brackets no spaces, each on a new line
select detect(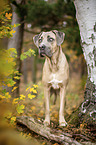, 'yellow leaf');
12,86,18,92
5,92,11,99
8,57,14,63
7,83,12,87
14,76,20,80
42,142,46,145
14,24,16,27
10,29,16,35
9,48,16,51
20,94,26,100
0,95,5,99
5,13,12,19
28,94,36,99
26,87,30,91
33,84,38,88
10,117,16,124
6,27,10,29
30,87,38,93
14,70,19,74
32,89,37,94
53,143,59,145
12,98,19,104
31,106,36,110
30,87,34,92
